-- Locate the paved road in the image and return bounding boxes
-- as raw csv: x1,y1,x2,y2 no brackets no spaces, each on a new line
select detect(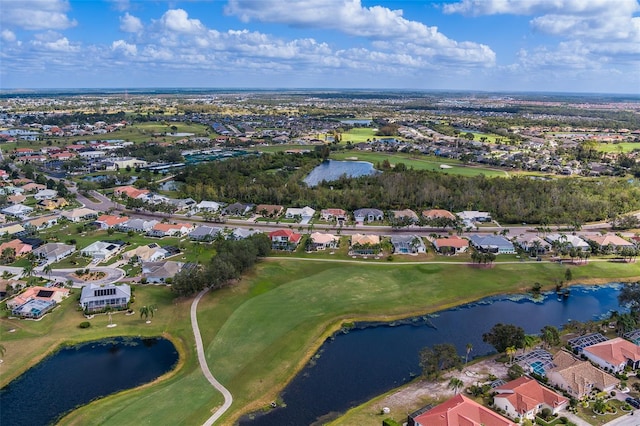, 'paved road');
35,267,125,287
191,288,233,426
